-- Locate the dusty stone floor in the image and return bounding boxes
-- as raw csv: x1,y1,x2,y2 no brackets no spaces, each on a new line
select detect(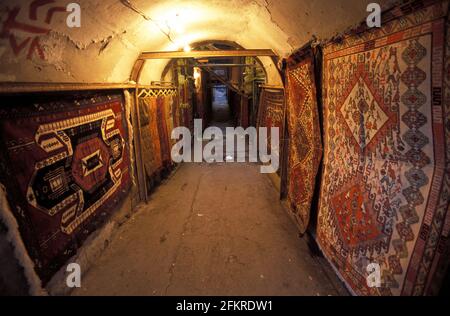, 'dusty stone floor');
71,161,347,296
